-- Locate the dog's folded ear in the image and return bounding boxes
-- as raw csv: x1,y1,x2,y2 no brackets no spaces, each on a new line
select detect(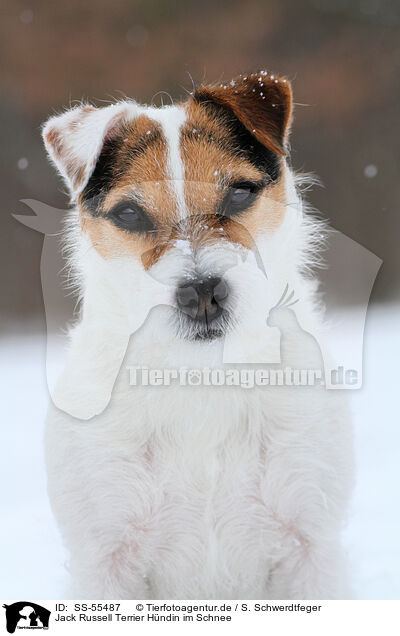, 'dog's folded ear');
42,102,134,200
193,72,292,156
